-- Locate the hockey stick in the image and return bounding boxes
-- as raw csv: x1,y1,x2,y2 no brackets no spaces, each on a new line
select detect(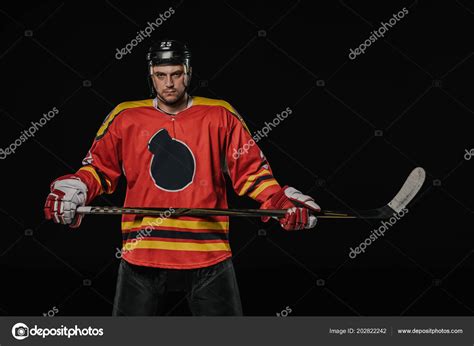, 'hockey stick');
76,167,425,220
